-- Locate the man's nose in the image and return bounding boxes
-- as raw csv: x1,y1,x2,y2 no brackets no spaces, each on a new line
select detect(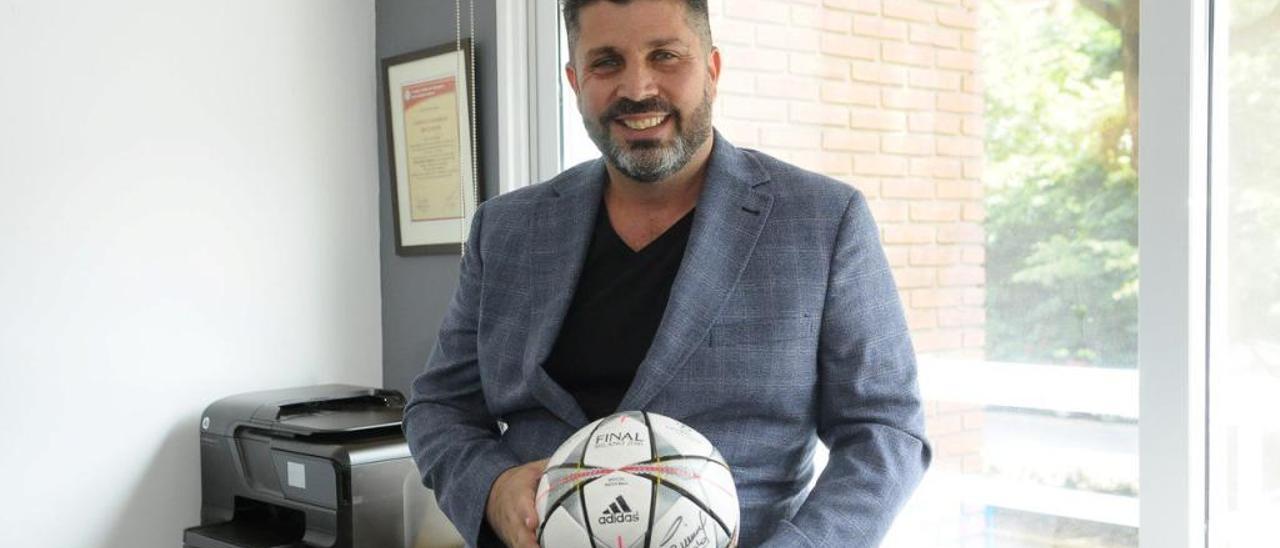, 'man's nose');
617,64,659,102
